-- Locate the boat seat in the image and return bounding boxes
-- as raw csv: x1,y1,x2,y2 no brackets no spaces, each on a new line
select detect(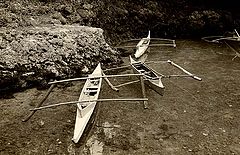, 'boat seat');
89,79,99,82
84,89,98,93
89,79,100,85
148,77,159,80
